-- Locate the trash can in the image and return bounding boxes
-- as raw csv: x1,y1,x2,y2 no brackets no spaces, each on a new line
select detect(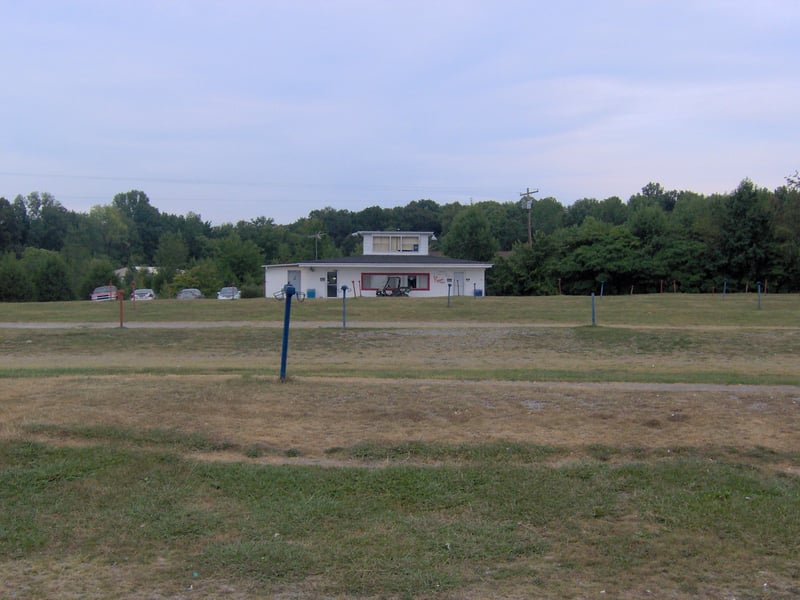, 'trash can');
306,289,316,299
474,289,483,297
